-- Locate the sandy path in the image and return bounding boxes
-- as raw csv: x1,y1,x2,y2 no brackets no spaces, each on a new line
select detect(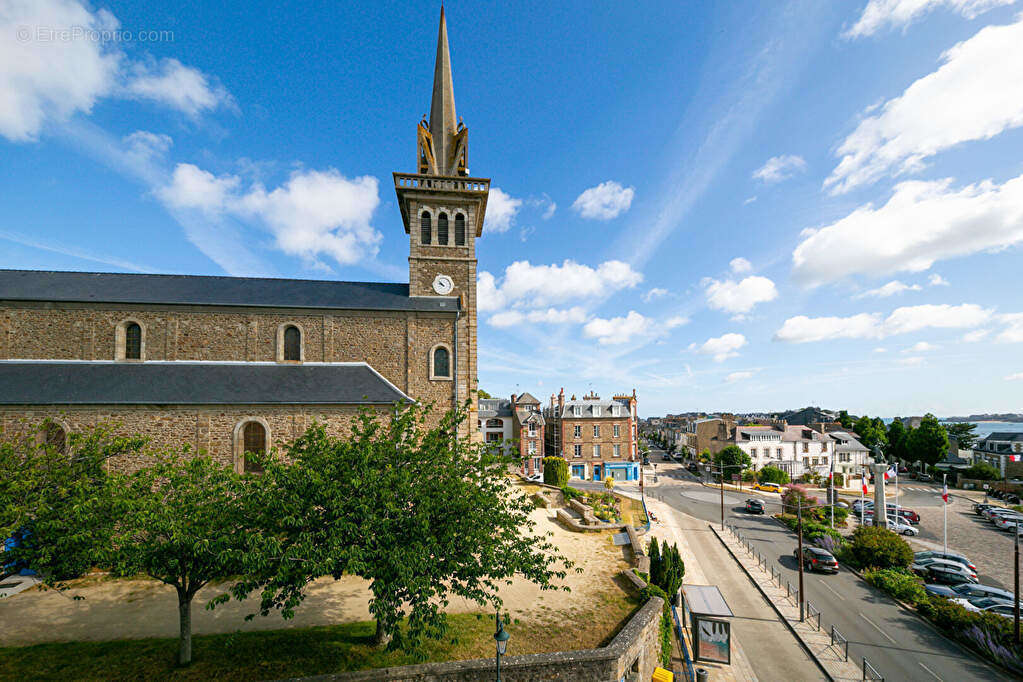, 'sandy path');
0,508,630,646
